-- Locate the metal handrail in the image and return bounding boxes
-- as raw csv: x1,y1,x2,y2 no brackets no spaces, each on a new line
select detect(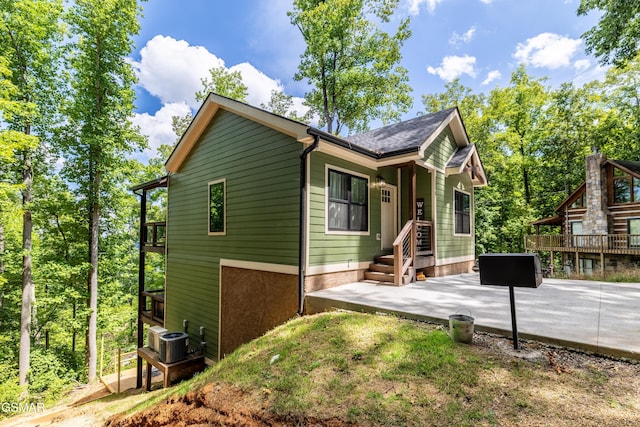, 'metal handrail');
393,220,414,286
